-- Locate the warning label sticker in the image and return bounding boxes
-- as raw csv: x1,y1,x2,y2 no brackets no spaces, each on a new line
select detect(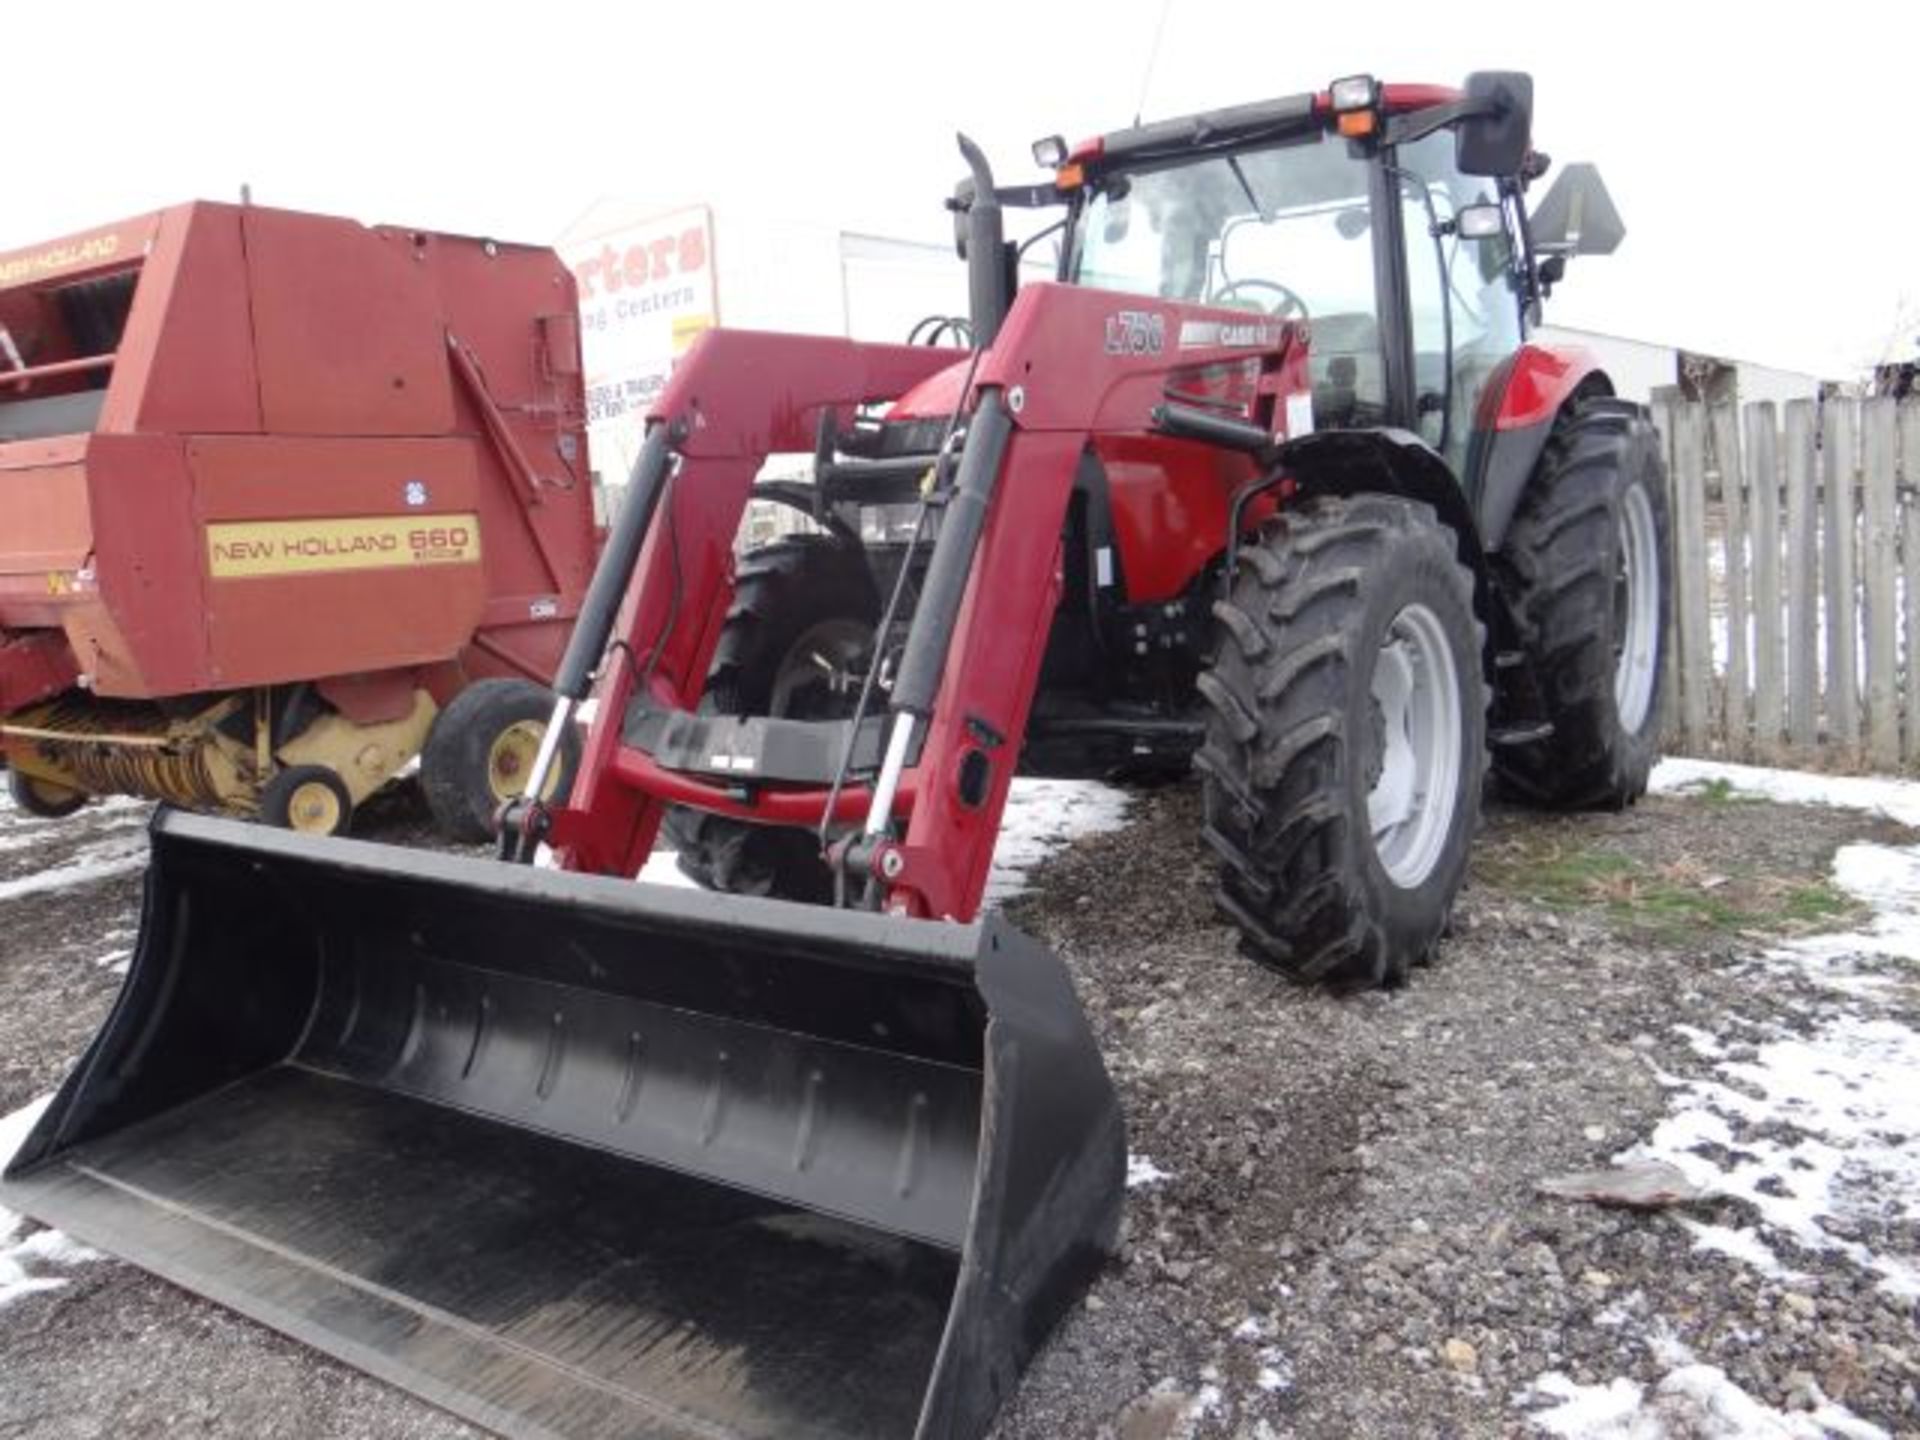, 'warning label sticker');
207,514,482,578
